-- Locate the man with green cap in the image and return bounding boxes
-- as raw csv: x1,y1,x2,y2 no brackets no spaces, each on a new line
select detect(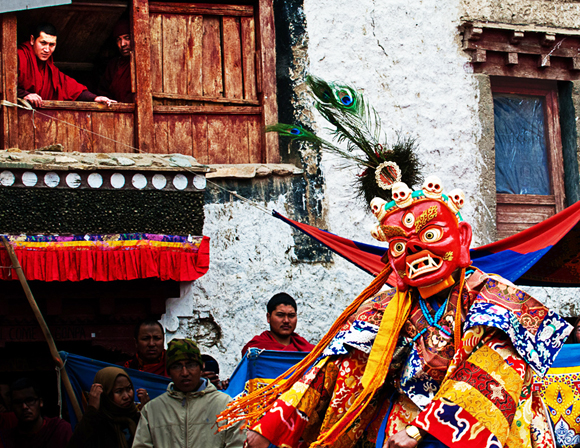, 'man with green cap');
133,338,244,447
